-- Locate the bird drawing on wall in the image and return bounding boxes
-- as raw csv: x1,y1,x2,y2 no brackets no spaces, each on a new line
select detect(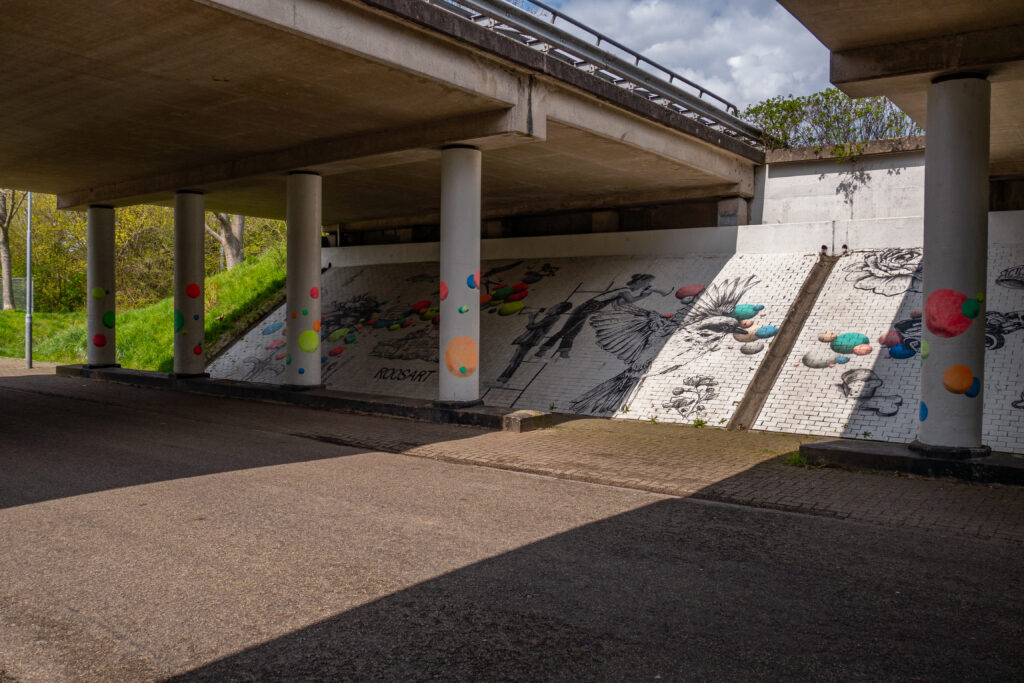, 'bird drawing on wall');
570,275,757,415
